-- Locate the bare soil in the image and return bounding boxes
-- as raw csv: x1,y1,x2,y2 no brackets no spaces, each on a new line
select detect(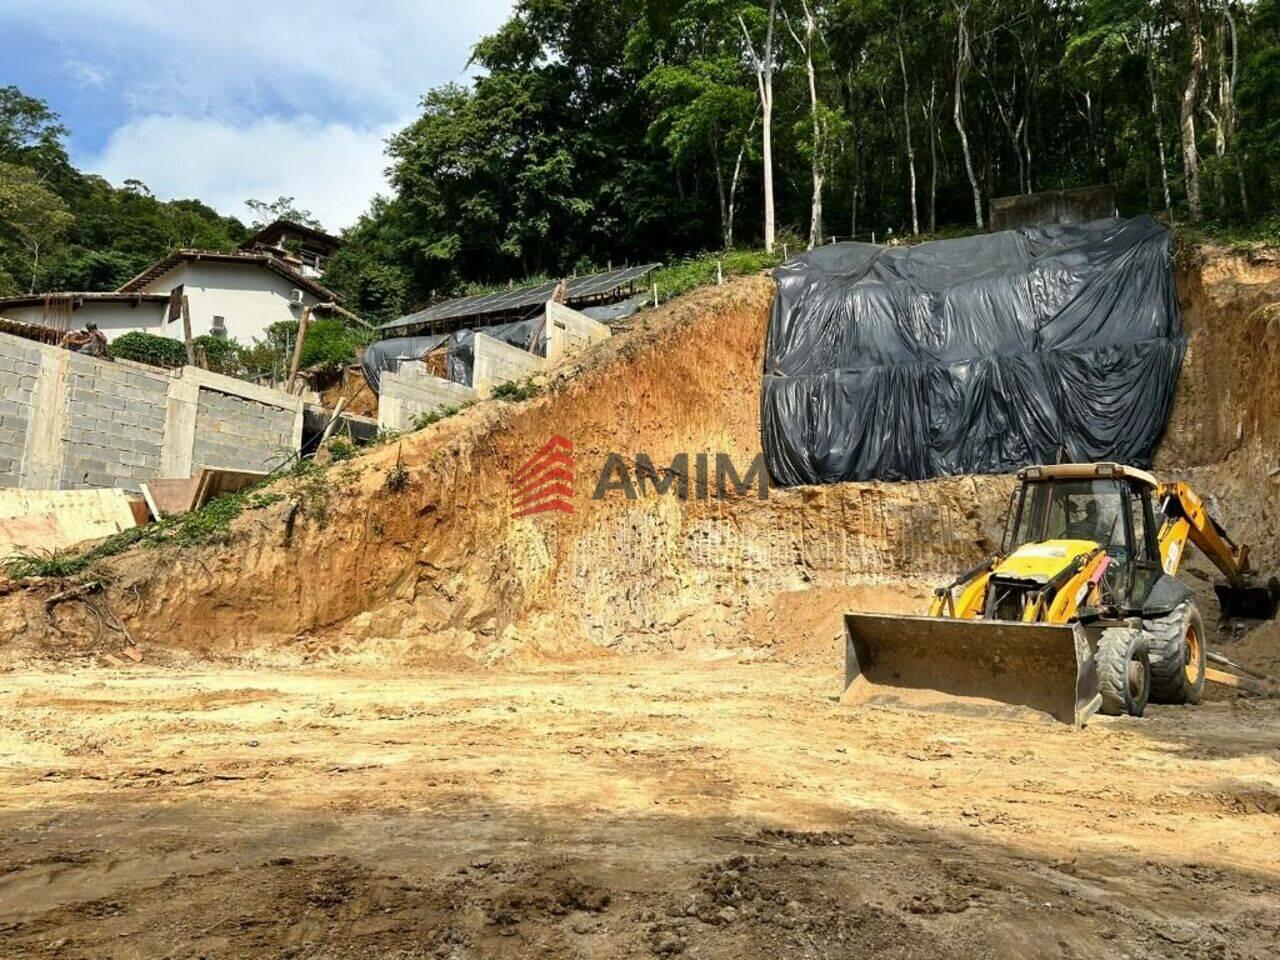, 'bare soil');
2,247,1279,959
2,657,1278,960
